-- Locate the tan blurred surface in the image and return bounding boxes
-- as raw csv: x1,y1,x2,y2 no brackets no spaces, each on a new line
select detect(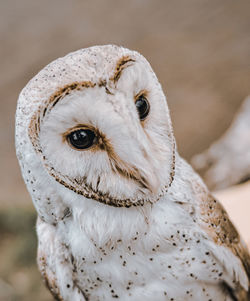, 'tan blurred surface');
215,181,250,251
0,0,249,300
